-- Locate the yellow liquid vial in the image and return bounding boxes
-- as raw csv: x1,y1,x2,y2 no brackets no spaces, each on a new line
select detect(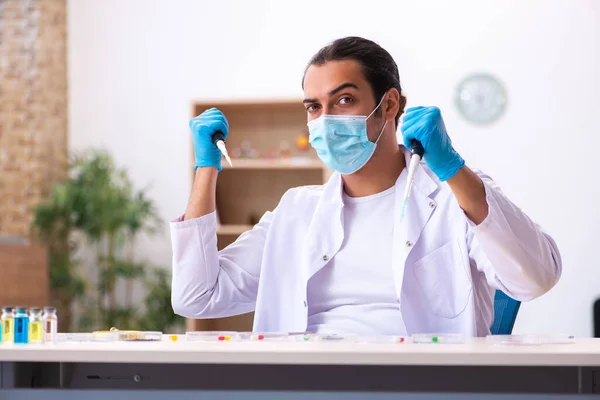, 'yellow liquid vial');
29,321,43,343
2,317,14,343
